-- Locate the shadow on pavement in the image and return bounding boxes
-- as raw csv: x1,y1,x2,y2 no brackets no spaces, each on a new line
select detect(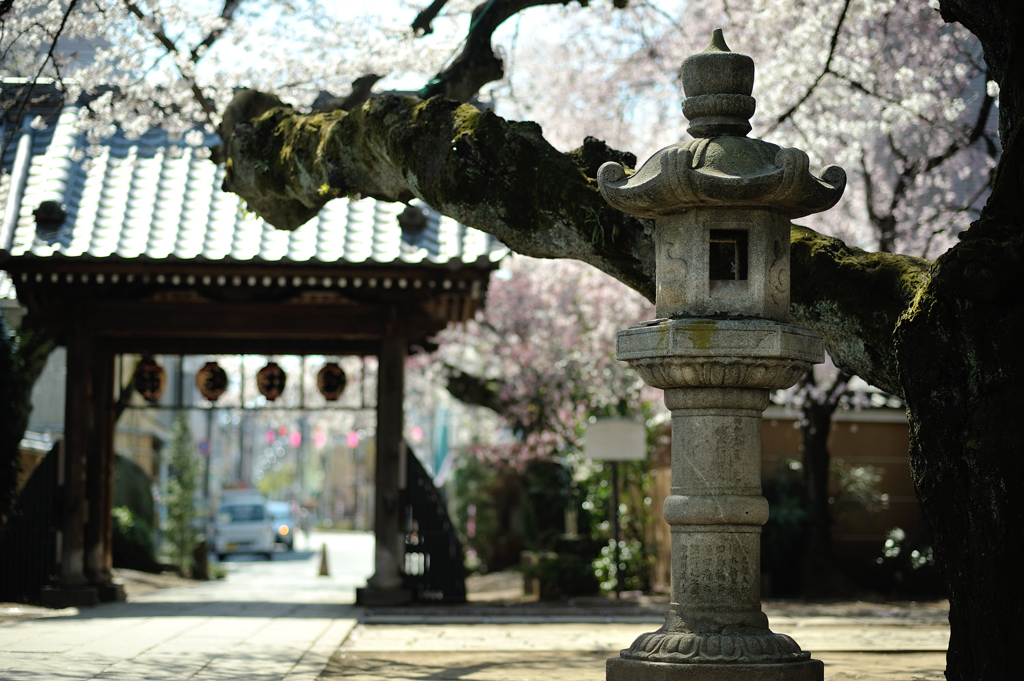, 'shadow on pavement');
322,651,609,681
217,549,317,562
44,601,362,619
